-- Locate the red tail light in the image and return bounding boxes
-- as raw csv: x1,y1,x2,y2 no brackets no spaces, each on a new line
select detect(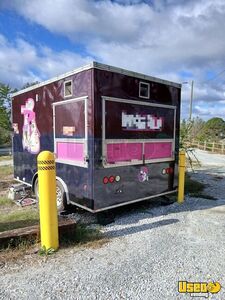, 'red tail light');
109,176,115,183
162,168,174,175
166,167,173,174
103,175,120,184
103,177,109,184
